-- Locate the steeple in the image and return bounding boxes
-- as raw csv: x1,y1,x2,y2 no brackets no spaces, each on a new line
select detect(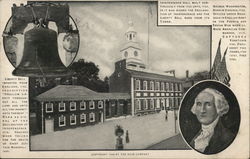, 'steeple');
125,21,137,42
120,21,146,70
